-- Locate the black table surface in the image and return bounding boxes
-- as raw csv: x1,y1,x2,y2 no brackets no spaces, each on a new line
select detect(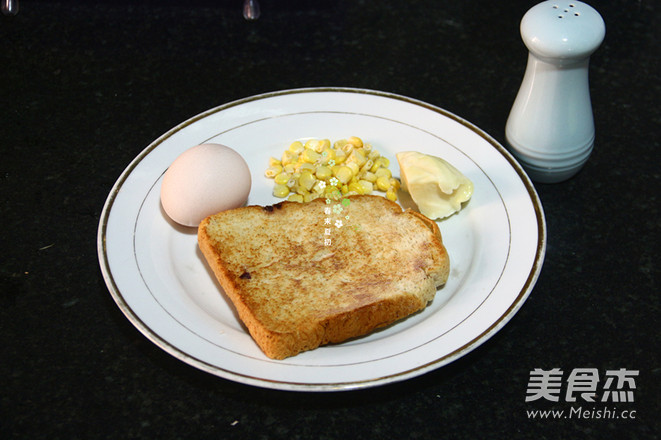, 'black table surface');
2,1,659,438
